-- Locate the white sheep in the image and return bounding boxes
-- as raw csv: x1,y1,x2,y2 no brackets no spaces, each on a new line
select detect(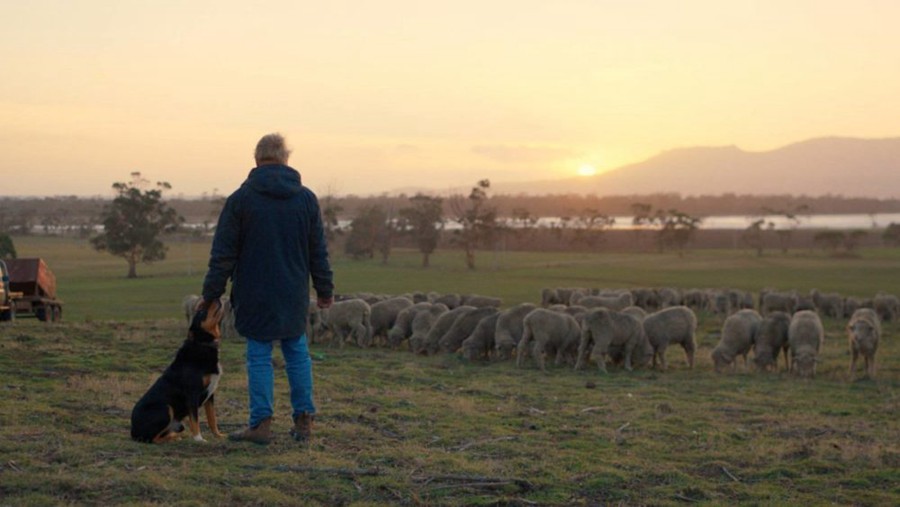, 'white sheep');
642,306,697,371
788,310,825,378
516,309,581,372
847,308,880,380
712,309,762,372
574,308,644,373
